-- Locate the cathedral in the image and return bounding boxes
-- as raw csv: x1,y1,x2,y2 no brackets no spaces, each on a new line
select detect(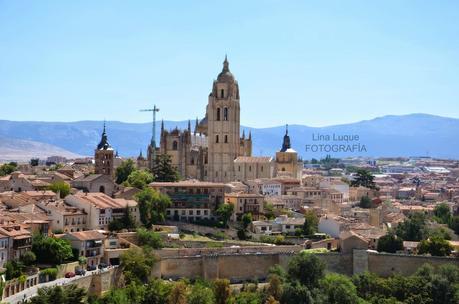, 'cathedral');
149,56,252,182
